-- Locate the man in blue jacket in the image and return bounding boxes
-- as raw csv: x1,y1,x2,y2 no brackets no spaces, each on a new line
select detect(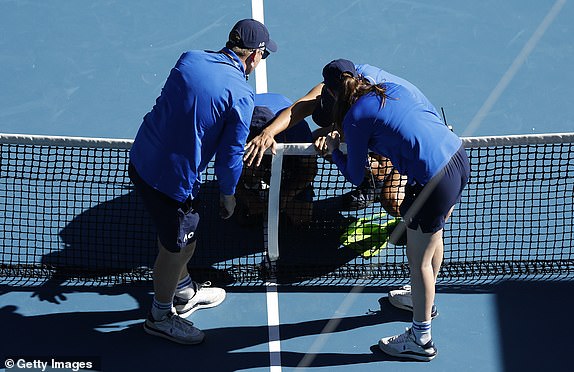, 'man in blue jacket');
129,19,276,344
236,93,317,226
